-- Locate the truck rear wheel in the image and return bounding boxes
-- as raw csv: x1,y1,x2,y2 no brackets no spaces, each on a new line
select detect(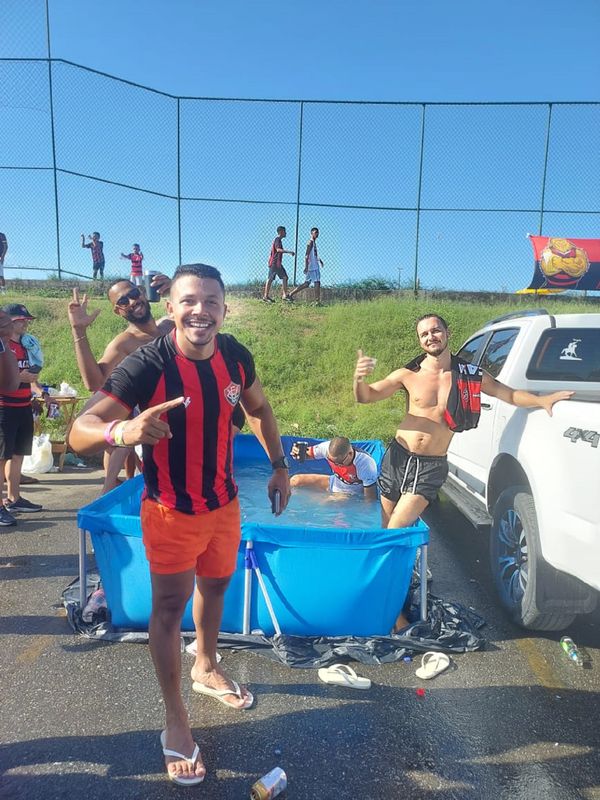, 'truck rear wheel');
490,486,576,631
